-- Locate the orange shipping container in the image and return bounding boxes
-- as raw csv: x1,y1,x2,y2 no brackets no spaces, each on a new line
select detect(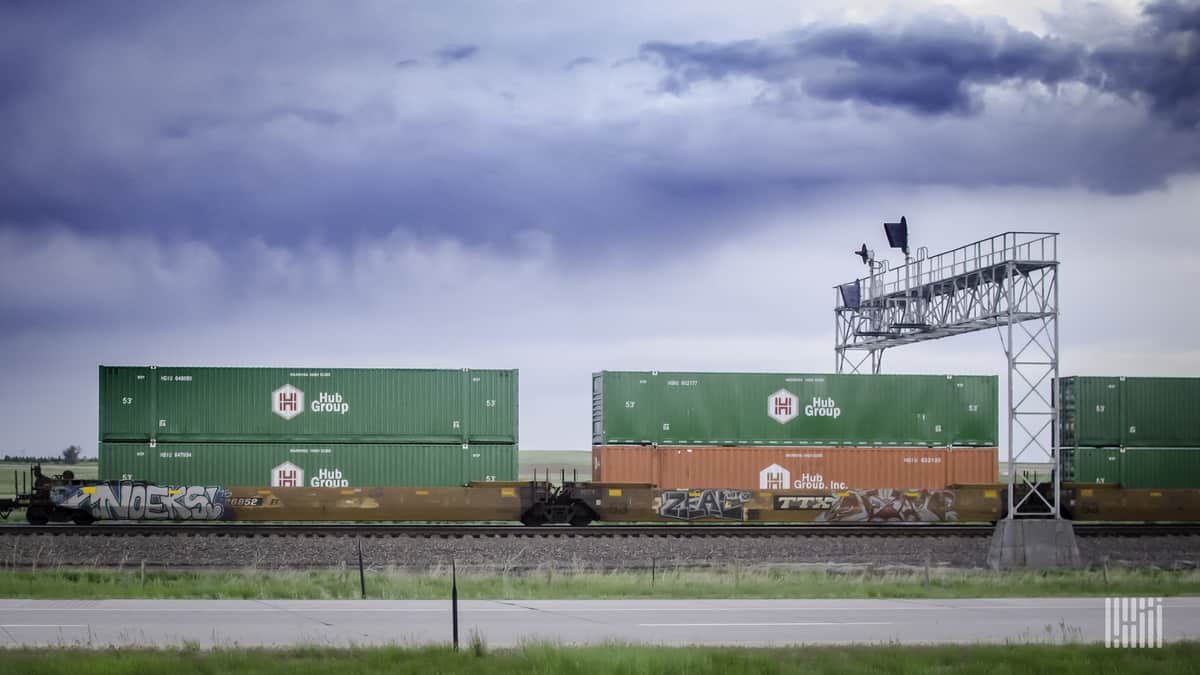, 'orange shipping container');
592,445,998,490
